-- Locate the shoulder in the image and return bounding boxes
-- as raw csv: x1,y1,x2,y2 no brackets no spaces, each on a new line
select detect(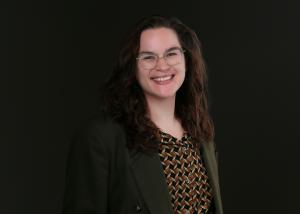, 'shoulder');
74,112,127,151
82,112,124,135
